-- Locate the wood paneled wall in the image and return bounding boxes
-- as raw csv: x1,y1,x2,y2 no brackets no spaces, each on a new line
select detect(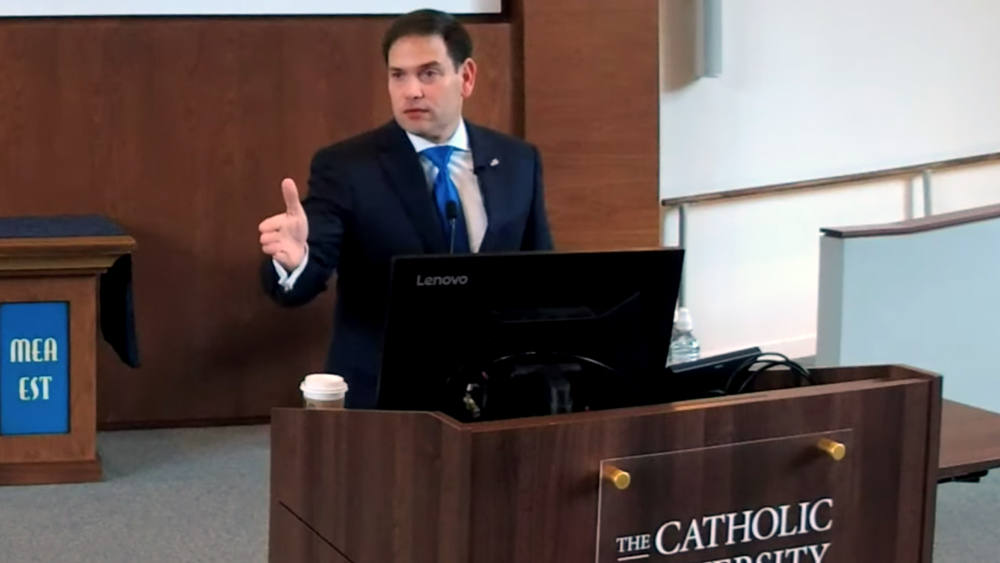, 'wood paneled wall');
0,1,659,426
518,0,661,250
